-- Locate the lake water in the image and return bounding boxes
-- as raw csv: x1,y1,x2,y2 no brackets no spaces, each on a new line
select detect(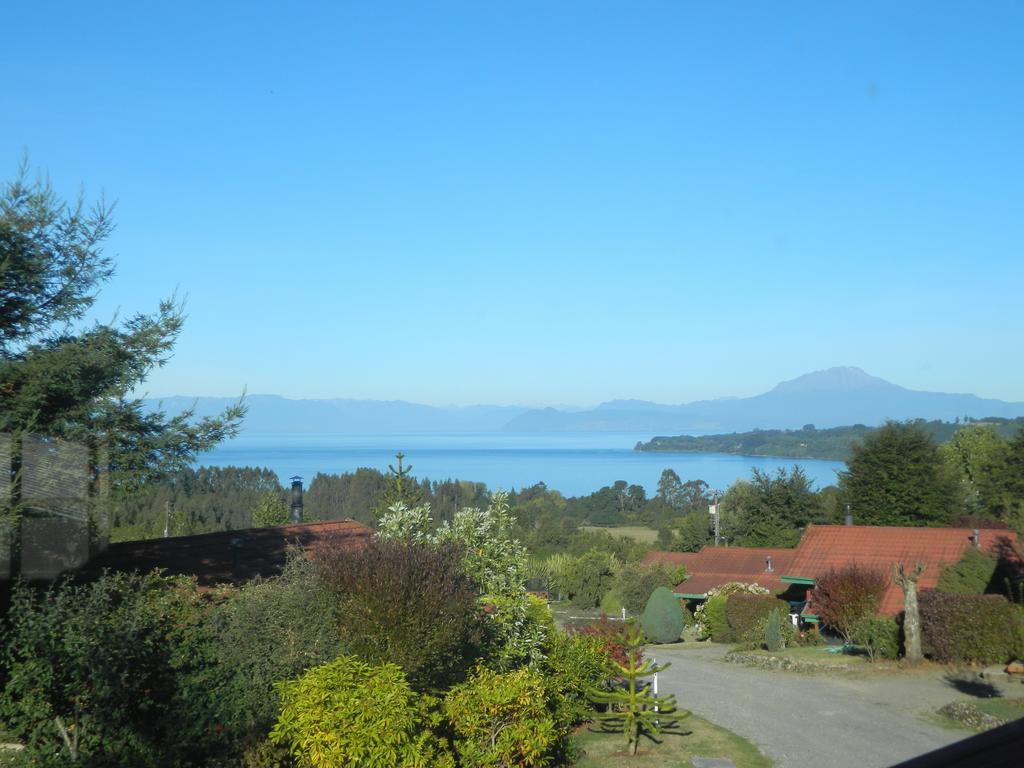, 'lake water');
196,433,846,497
